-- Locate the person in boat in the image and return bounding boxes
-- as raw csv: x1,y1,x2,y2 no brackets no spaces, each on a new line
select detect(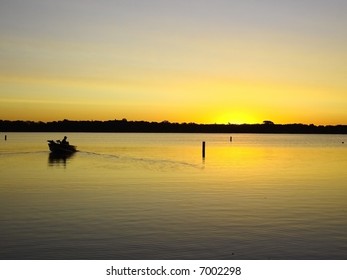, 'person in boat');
61,136,69,145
